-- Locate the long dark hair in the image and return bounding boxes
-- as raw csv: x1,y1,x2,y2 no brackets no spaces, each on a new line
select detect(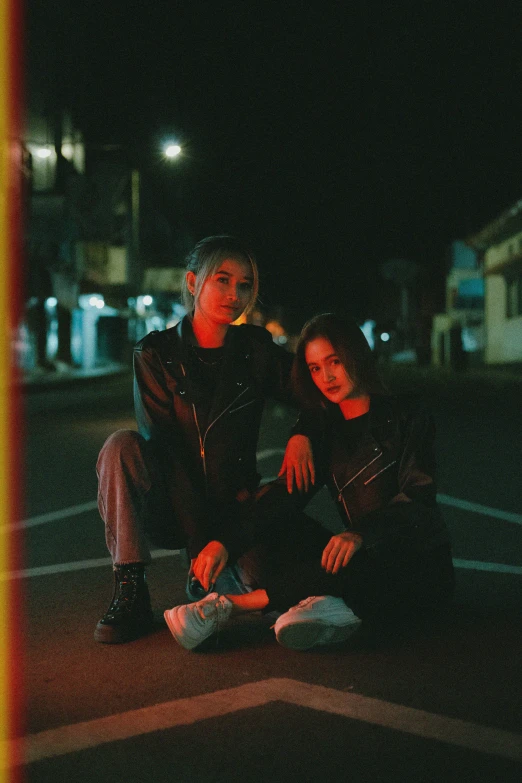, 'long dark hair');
292,313,386,408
